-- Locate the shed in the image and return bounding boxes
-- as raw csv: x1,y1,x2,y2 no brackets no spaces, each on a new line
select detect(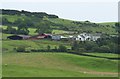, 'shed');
7,35,31,40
